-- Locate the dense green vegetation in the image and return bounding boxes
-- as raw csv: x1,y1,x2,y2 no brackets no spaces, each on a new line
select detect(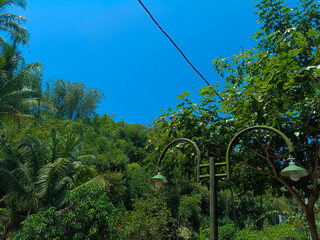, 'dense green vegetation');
0,0,320,239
